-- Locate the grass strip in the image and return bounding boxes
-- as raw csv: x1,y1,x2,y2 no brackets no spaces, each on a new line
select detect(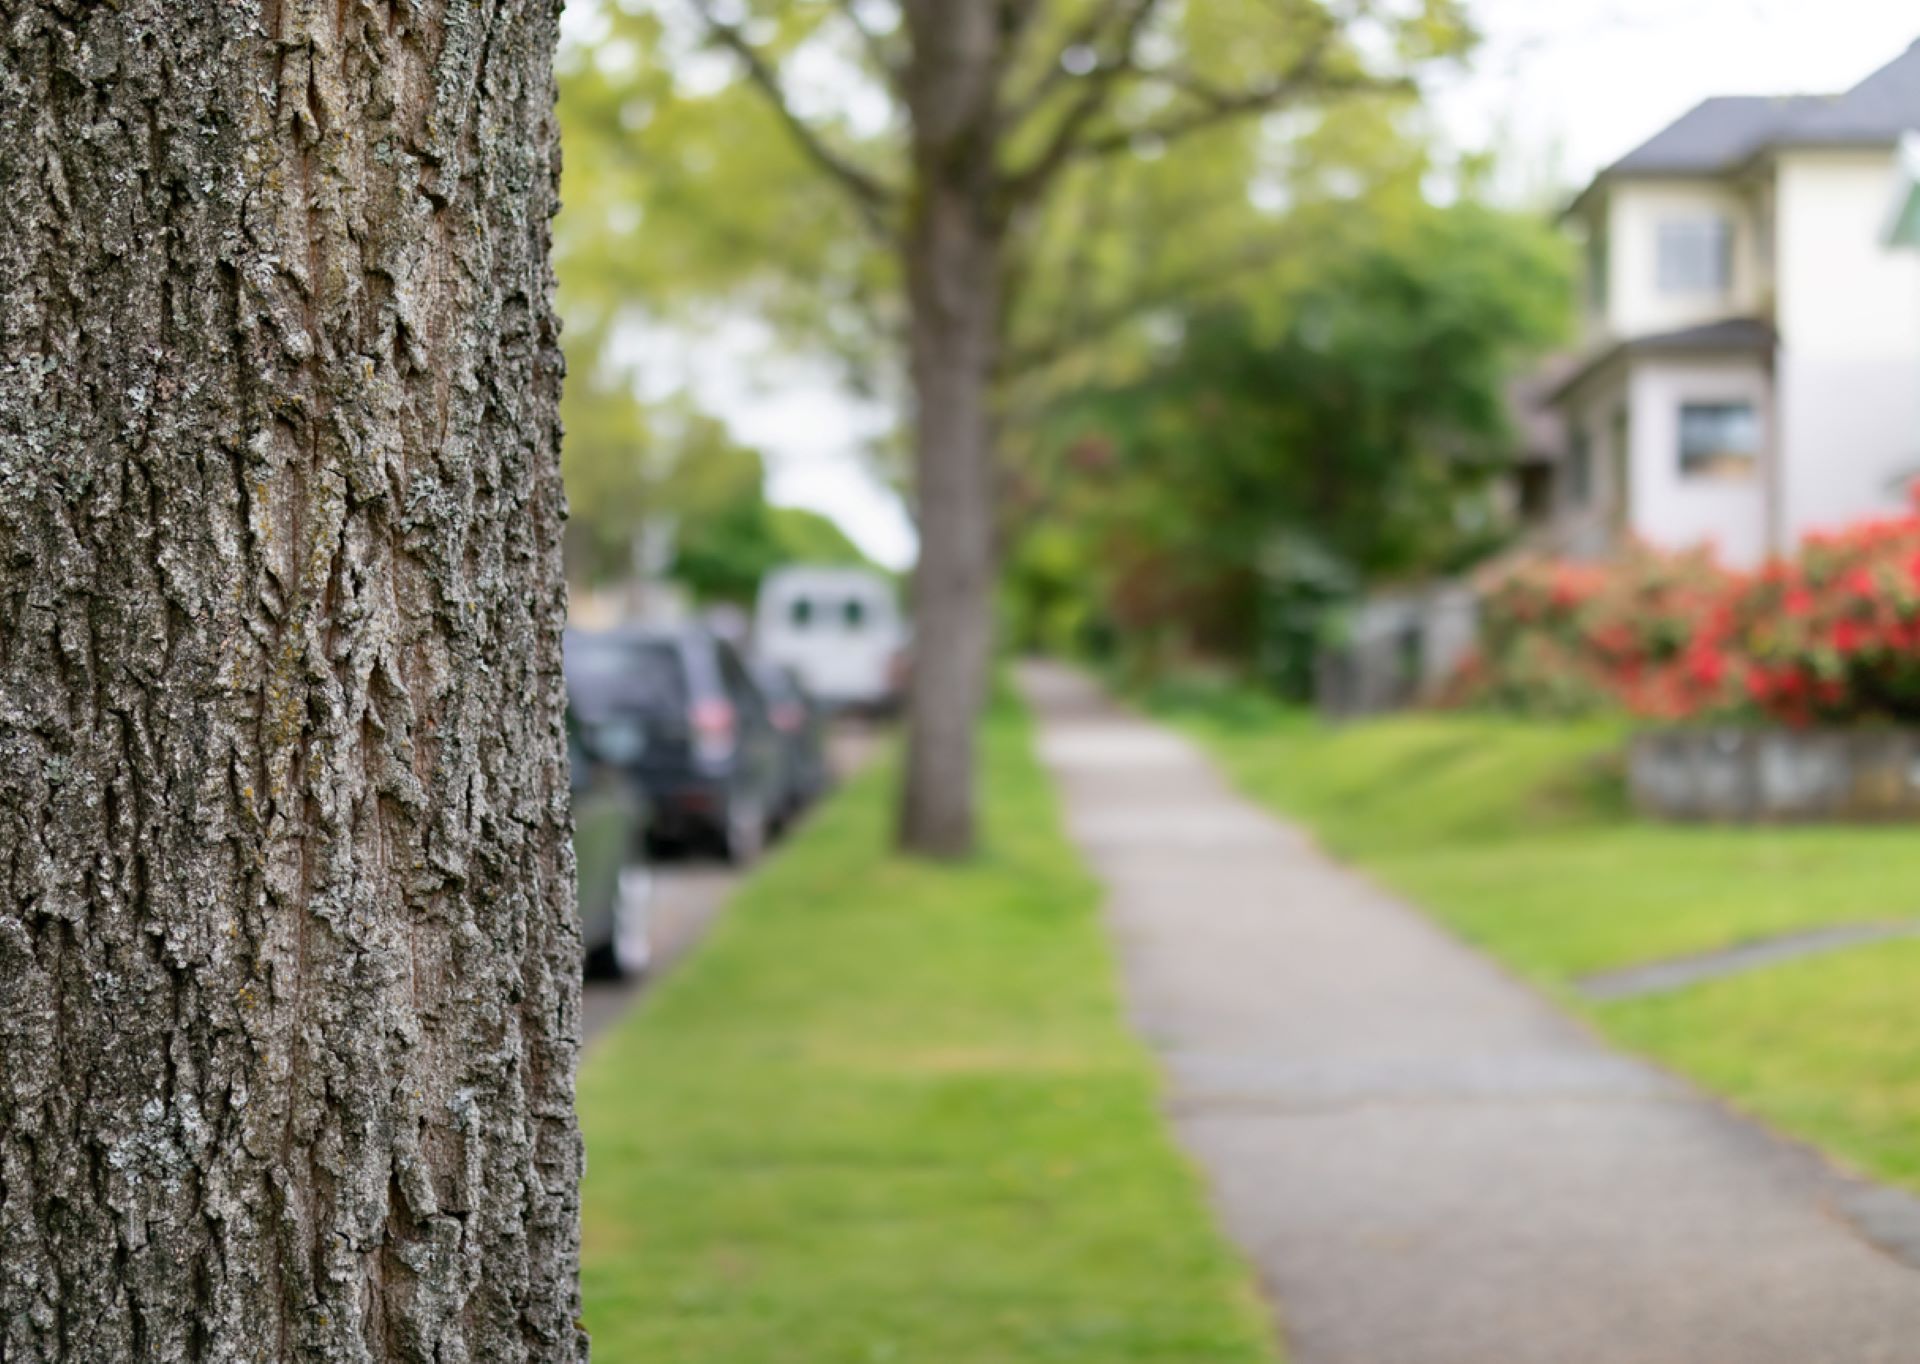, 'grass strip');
579,696,1281,1363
